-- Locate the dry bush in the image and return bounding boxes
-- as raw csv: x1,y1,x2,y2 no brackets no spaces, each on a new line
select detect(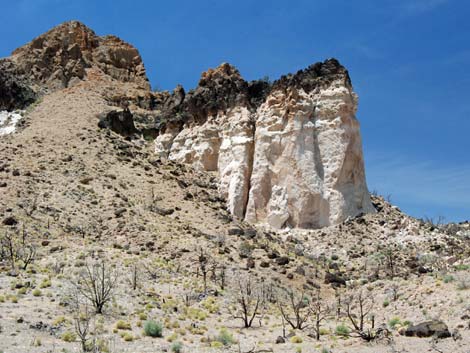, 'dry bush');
73,260,118,314
230,273,265,328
